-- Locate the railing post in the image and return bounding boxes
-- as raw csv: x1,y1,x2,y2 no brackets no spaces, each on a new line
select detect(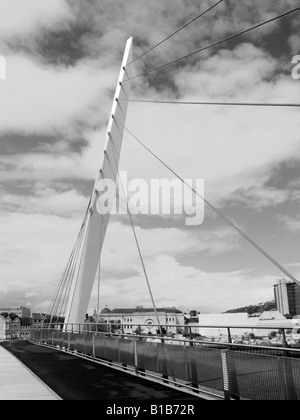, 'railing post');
227,328,232,344
279,357,298,400
134,341,139,376
189,327,194,347
221,350,240,401
221,351,231,400
281,329,288,348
